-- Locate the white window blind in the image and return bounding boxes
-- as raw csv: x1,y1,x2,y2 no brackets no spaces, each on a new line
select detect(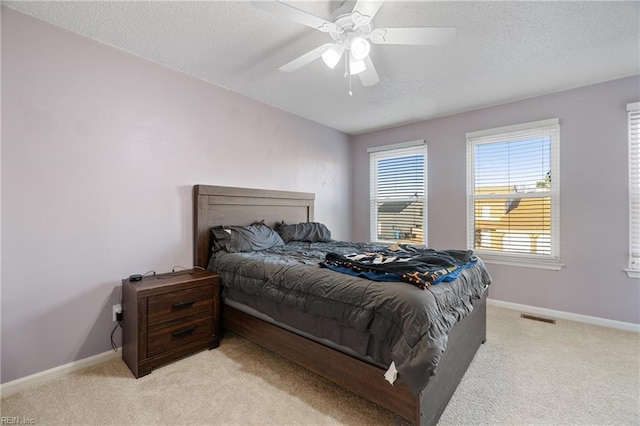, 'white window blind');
369,141,427,244
628,102,640,275
466,119,561,269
